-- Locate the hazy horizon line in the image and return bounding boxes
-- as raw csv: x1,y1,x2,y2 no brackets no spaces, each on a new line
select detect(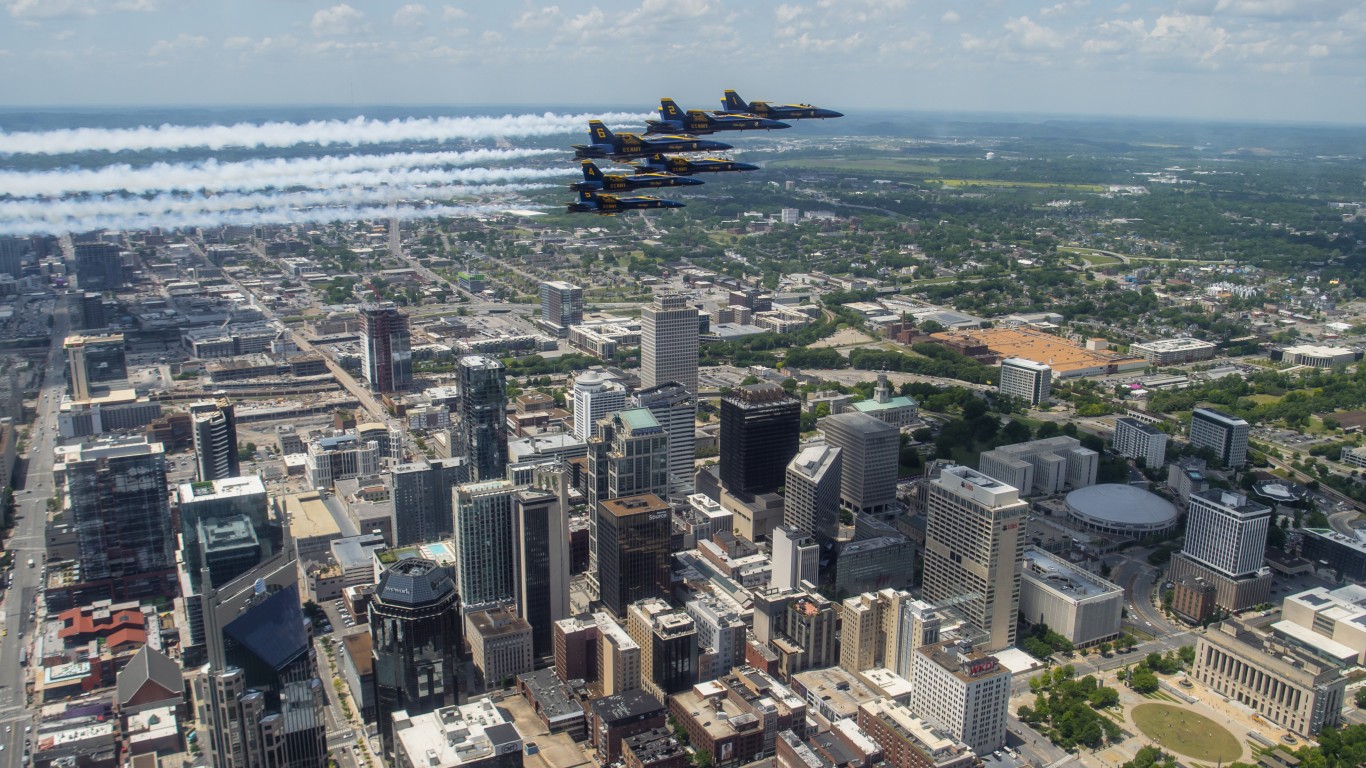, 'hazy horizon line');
1,103,1364,131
